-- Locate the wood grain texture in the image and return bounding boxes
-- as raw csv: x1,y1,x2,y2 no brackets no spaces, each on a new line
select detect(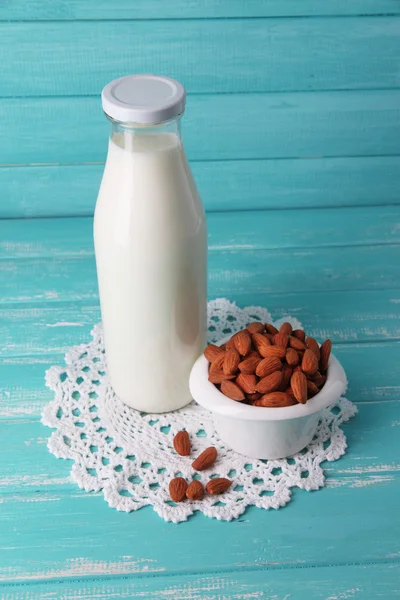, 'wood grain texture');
1,563,399,599
2,290,400,362
2,18,399,96
2,207,399,258
1,339,399,419
2,155,400,218
1,90,400,165
1,0,399,20
1,405,399,582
